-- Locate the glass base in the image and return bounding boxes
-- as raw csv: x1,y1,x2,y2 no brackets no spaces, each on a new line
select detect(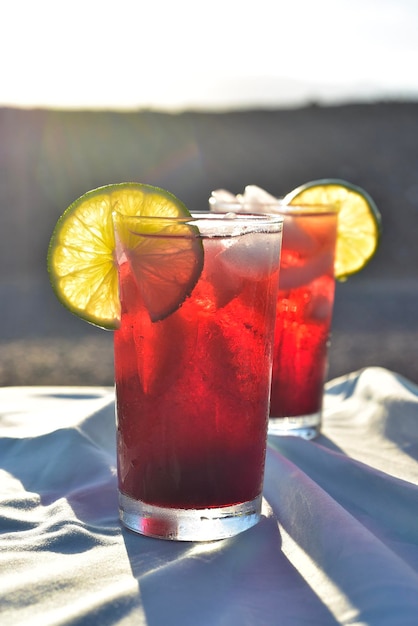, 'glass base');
119,492,262,541
268,411,321,440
